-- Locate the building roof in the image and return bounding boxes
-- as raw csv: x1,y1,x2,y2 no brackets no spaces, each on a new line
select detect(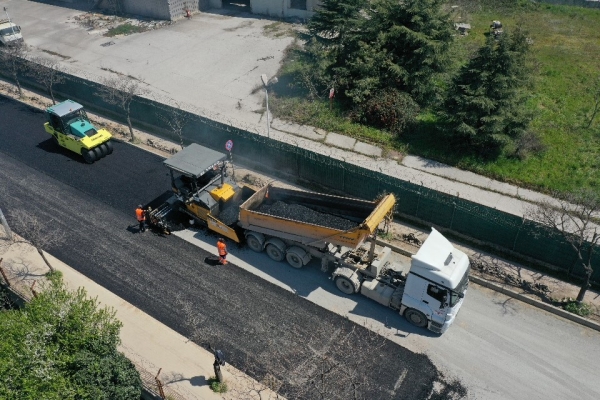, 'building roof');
163,143,227,178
